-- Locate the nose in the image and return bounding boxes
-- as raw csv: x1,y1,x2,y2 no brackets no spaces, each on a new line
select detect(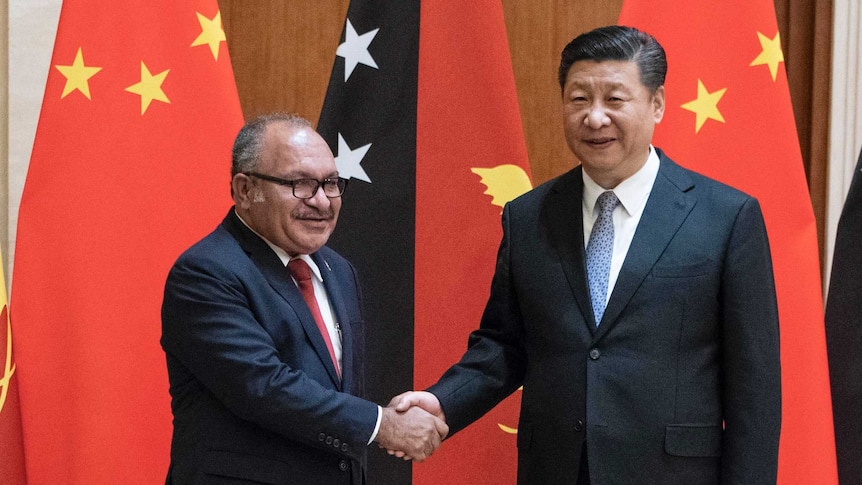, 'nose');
304,184,331,208
583,105,610,129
